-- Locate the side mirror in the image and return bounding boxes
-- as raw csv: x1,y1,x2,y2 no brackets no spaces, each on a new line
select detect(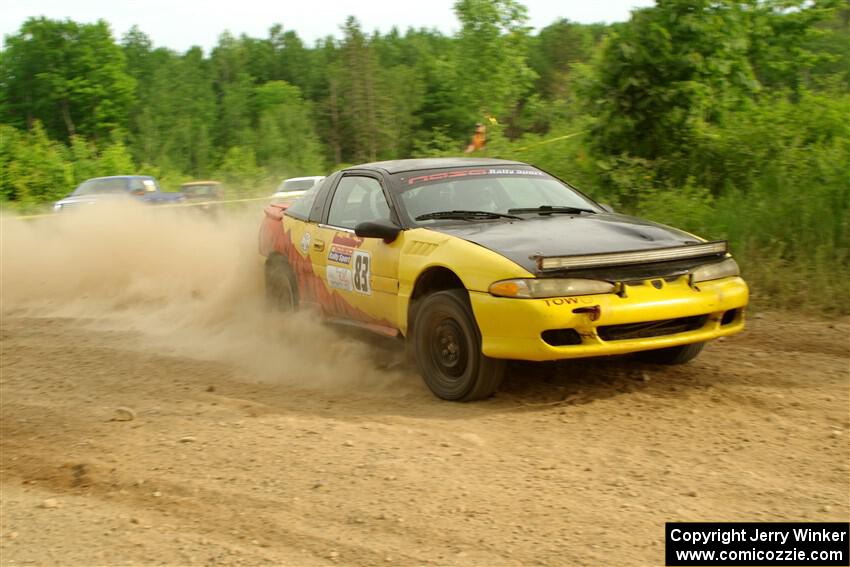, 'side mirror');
355,219,402,243
599,203,615,213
